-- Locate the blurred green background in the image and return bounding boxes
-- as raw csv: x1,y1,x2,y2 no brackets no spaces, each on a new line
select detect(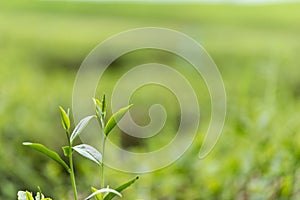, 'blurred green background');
1,1,300,199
